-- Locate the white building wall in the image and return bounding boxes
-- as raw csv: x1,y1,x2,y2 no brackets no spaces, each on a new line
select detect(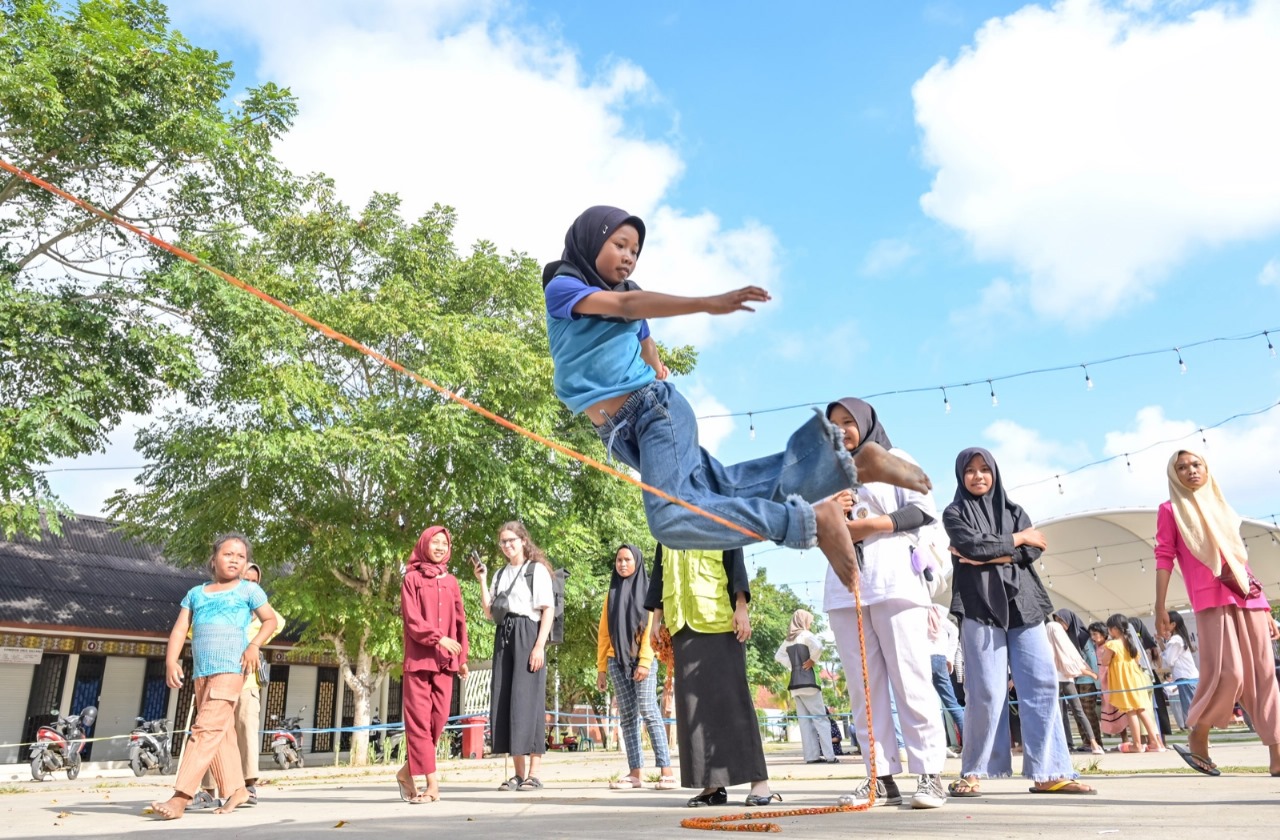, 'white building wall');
283,665,318,753
93,657,146,762
0,663,35,764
